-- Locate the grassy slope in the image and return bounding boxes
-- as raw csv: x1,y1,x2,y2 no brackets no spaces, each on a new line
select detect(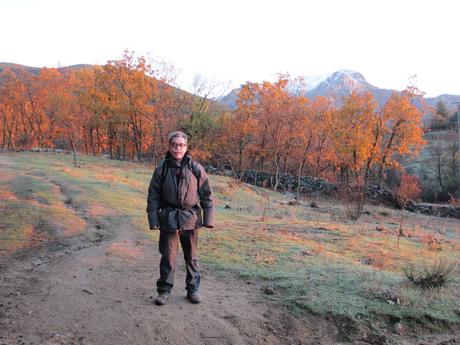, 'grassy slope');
1,152,459,337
